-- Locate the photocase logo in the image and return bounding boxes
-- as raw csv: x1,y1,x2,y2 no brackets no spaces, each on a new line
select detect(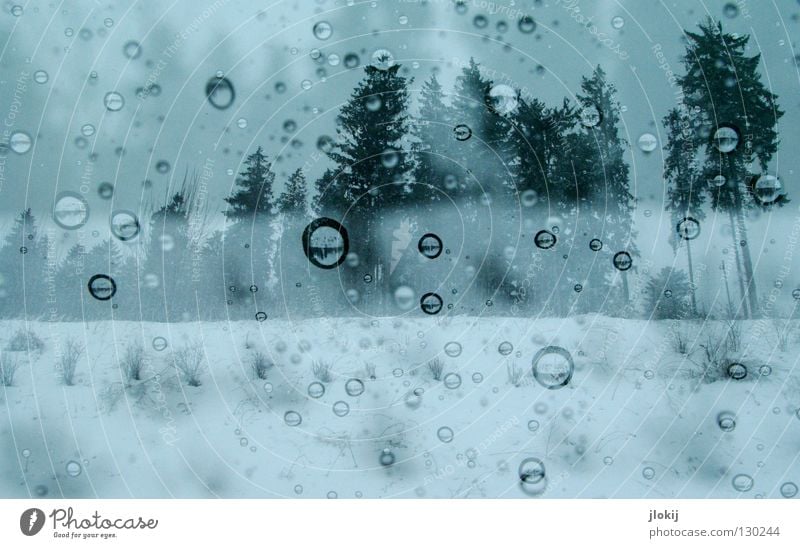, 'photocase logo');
20,508,45,536
390,218,414,275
